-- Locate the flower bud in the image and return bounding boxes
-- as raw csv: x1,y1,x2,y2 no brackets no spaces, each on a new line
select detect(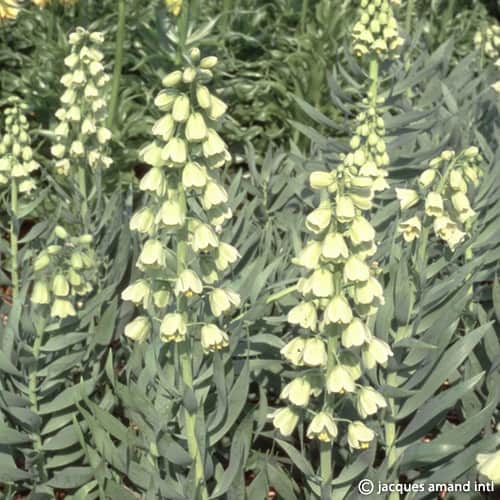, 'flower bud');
418,169,436,188
310,171,334,190
449,170,467,192
34,253,51,271
154,90,177,111
200,56,218,69
160,313,187,343
162,70,182,87
306,412,338,442
124,316,150,342
201,324,229,352
196,85,211,109
347,421,375,449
